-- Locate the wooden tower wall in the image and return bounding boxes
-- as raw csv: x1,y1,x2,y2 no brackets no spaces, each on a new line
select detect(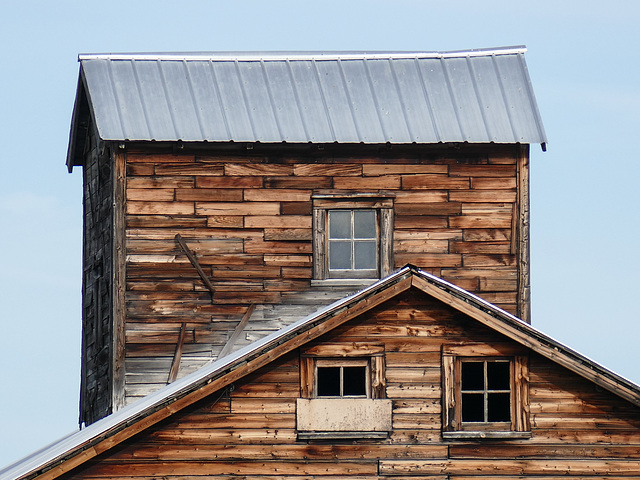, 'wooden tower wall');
80,142,531,423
